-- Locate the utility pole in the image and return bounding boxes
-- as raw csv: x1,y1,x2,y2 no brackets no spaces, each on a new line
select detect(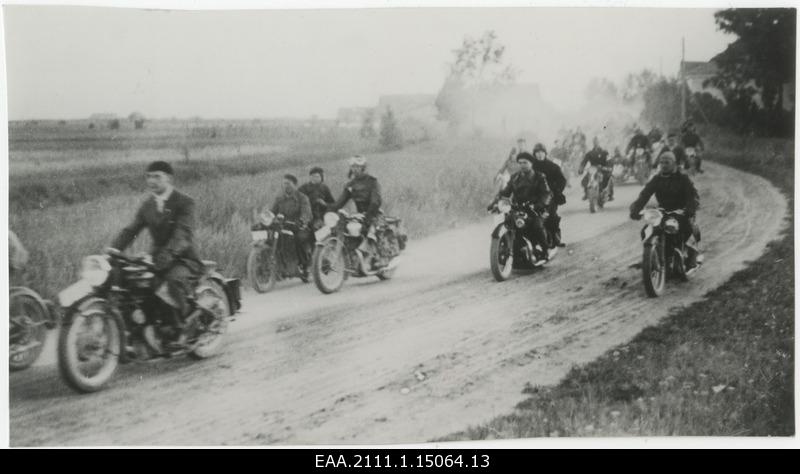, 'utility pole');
680,37,686,123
